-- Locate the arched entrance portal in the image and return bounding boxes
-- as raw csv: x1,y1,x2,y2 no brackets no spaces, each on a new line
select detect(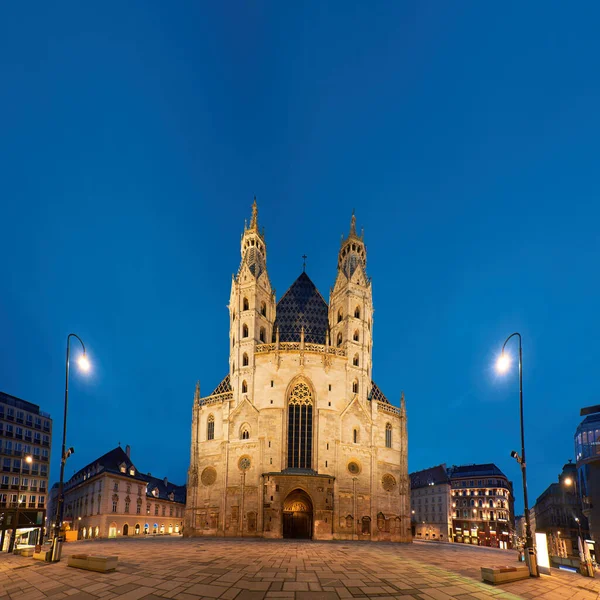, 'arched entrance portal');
123,523,129,536
283,489,313,539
